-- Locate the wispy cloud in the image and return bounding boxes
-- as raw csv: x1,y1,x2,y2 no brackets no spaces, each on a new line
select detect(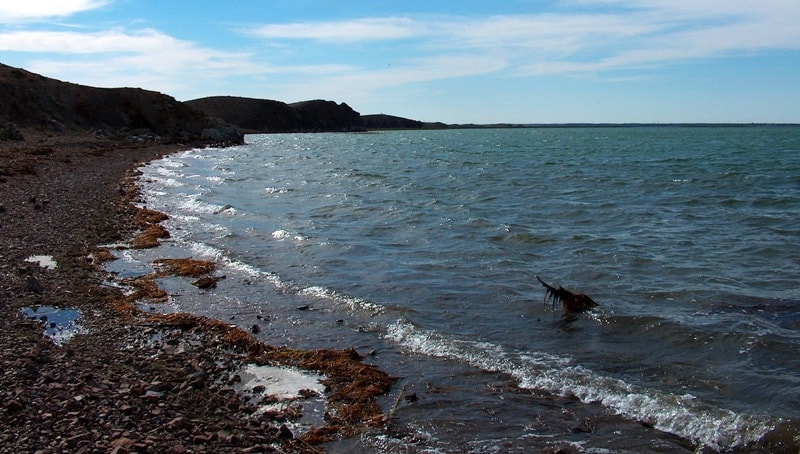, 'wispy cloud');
0,28,258,97
1,1,798,105
0,0,108,22
243,2,800,79
247,17,420,41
